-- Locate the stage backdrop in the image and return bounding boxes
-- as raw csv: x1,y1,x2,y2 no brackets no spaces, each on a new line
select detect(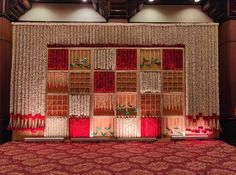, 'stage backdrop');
9,23,219,139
